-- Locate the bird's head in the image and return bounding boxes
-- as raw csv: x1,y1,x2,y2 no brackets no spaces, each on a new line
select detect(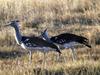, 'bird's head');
5,20,20,28
40,28,49,39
